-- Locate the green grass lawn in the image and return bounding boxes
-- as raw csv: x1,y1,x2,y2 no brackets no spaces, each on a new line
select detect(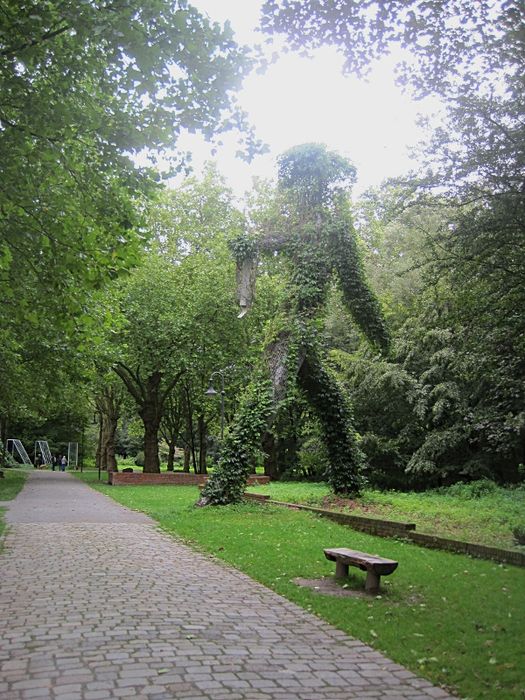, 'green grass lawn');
245,481,525,550
0,468,27,501
0,468,28,539
77,470,525,700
